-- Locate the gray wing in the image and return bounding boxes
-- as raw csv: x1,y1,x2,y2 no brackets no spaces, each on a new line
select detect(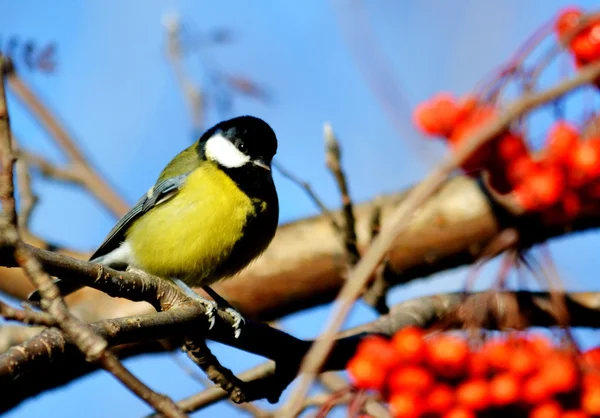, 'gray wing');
90,173,190,261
